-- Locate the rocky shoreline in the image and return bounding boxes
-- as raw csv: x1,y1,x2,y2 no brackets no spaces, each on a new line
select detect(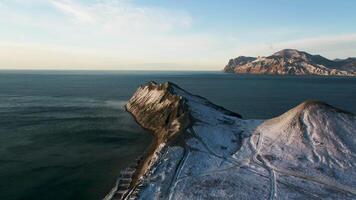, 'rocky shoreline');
103,156,143,200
